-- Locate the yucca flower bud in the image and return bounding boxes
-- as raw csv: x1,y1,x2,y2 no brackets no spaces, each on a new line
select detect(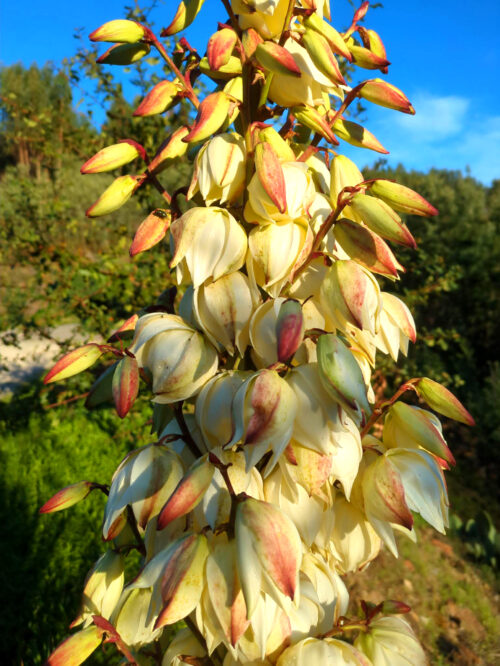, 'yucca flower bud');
96,43,150,65
236,497,302,617
328,495,381,574
102,443,184,539
227,369,298,473
189,271,256,356
268,37,343,107
320,260,382,335
133,80,181,117
255,41,302,77
375,292,416,360
81,140,143,174
198,55,242,79
332,116,389,154
383,402,455,466
277,637,372,665
46,626,102,666
370,178,438,216
334,218,405,277
358,78,415,114
86,174,141,217
414,377,475,425
317,333,372,423
245,161,315,225
131,313,218,402
195,372,251,450
89,19,147,43
349,193,416,248
184,91,232,143
39,480,93,513
249,297,304,367
354,616,427,665
347,36,391,71
301,29,345,86
207,28,238,70
188,132,246,205
302,13,352,61
70,551,125,628
330,154,365,223
148,127,190,174
247,221,313,297
162,0,205,36
258,125,296,161
170,207,247,287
